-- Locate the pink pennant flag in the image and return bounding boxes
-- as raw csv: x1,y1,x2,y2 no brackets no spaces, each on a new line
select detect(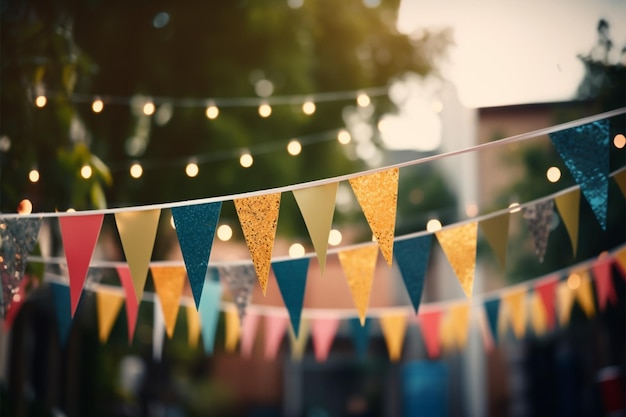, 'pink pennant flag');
592,257,617,311
4,275,30,331
59,214,104,316
535,276,559,331
264,314,289,360
418,309,443,359
311,317,341,362
240,312,260,359
116,266,139,343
